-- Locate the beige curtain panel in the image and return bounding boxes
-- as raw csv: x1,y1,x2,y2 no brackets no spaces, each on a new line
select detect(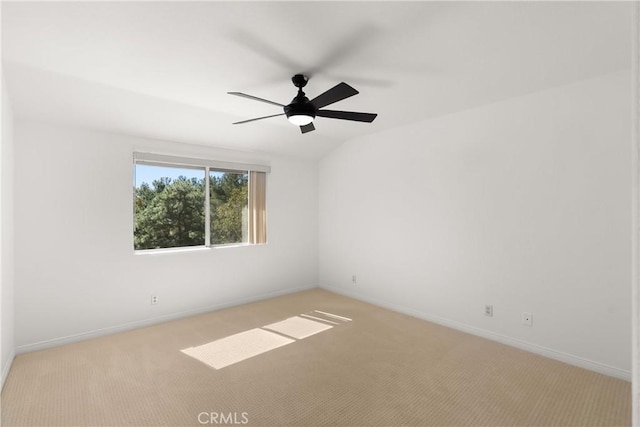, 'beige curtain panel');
249,171,267,244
